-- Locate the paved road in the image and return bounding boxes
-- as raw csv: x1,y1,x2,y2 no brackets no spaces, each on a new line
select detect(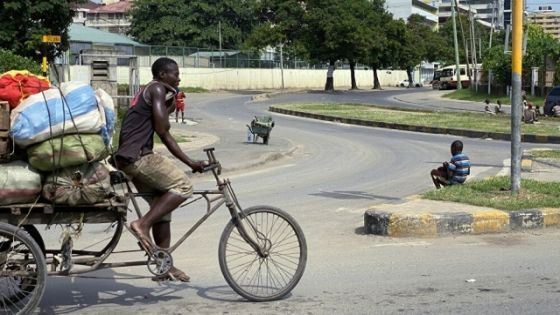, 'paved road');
37,90,559,315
